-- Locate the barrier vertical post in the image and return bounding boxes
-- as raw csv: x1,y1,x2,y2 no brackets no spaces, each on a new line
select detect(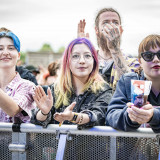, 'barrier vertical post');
9,132,28,160
156,135,160,160
110,136,116,160
56,134,67,160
